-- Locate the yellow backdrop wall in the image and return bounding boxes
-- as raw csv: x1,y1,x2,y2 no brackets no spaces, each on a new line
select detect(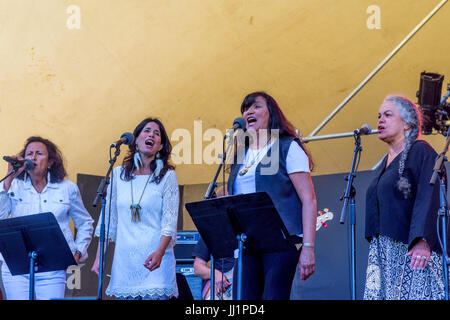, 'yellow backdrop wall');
1,1,449,228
